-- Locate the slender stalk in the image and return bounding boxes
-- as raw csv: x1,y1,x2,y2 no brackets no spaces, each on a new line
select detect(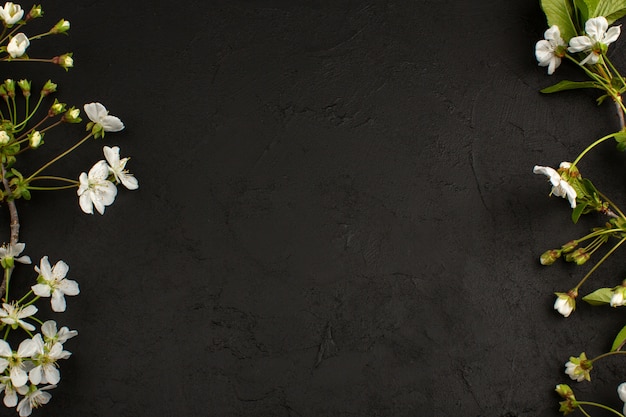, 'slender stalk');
574,401,625,417
571,132,620,167
26,132,93,181
574,236,626,291
590,350,626,362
